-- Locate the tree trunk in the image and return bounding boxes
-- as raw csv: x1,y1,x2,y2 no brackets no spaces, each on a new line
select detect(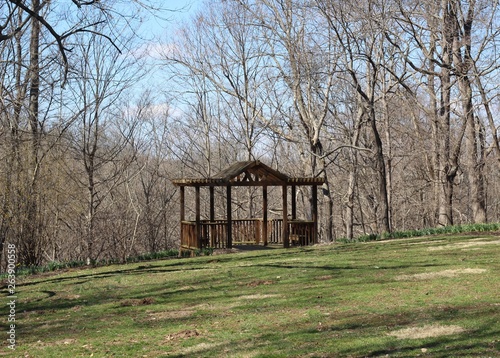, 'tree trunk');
368,104,391,234
345,105,363,240
22,0,43,266
451,0,487,223
436,3,456,227
458,78,486,225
